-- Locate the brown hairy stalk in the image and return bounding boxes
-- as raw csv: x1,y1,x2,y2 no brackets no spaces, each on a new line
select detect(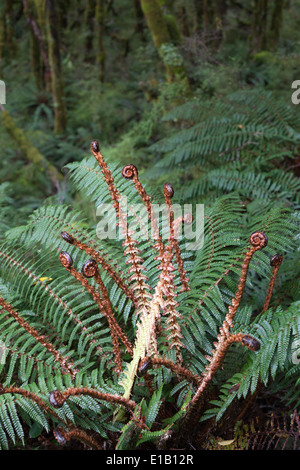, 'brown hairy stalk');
81,258,133,355
263,253,283,312
0,296,77,378
90,143,152,320
0,385,59,419
0,249,104,357
155,211,193,362
54,426,102,450
164,183,190,292
177,232,268,440
150,356,201,386
60,230,136,305
59,252,132,373
49,387,138,412
90,140,120,215
122,164,164,255
49,387,148,432
224,231,268,330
